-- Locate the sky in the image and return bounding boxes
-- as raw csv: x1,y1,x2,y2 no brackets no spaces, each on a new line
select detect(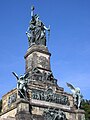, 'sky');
0,0,90,100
